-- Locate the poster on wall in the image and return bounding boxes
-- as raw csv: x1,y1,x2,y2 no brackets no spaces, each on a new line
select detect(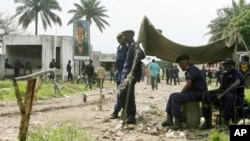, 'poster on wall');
73,20,90,60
